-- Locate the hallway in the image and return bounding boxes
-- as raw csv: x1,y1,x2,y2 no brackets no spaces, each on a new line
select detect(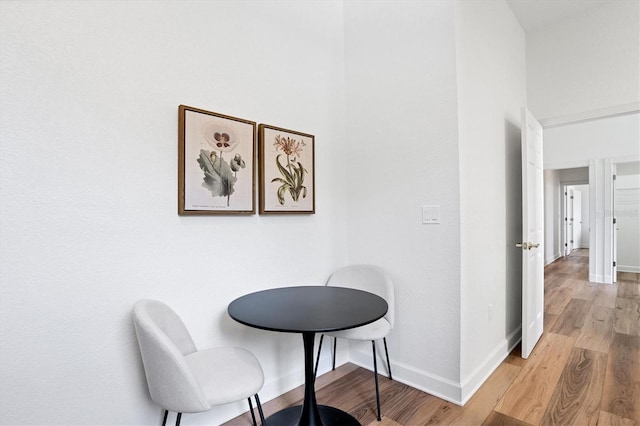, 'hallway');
497,249,640,425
